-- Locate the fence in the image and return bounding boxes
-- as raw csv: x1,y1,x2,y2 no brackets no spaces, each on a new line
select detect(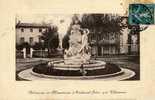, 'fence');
32,50,48,58
91,43,139,57
16,43,139,59
16,48,63,58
